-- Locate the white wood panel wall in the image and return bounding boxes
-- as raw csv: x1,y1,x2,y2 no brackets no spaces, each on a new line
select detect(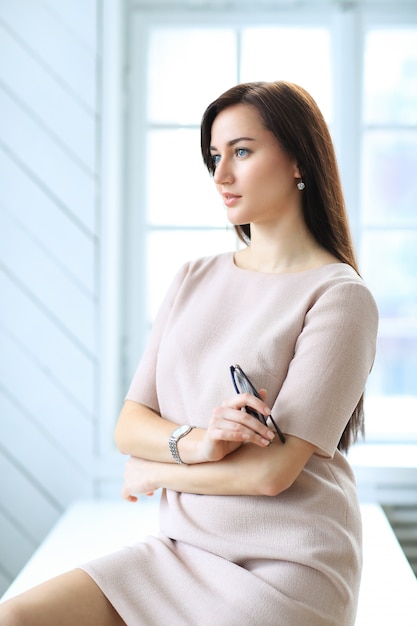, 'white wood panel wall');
0,0,100,596
1,0,411,601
